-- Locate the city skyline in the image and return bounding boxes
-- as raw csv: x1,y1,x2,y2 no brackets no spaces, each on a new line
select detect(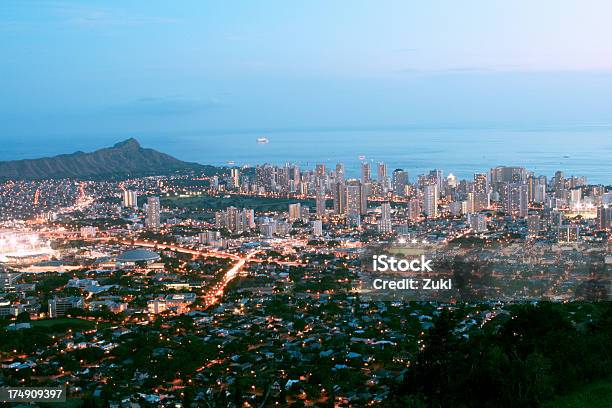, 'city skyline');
1,3,611,406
